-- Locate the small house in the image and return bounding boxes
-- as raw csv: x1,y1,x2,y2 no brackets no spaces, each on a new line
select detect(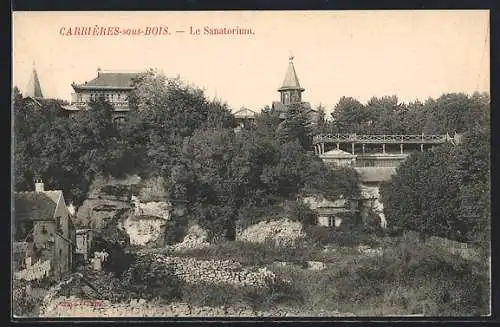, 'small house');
13,180,76,280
